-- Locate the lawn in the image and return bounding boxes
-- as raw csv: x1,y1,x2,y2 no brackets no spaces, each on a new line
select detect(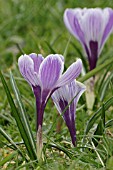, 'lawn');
0,0,113,169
